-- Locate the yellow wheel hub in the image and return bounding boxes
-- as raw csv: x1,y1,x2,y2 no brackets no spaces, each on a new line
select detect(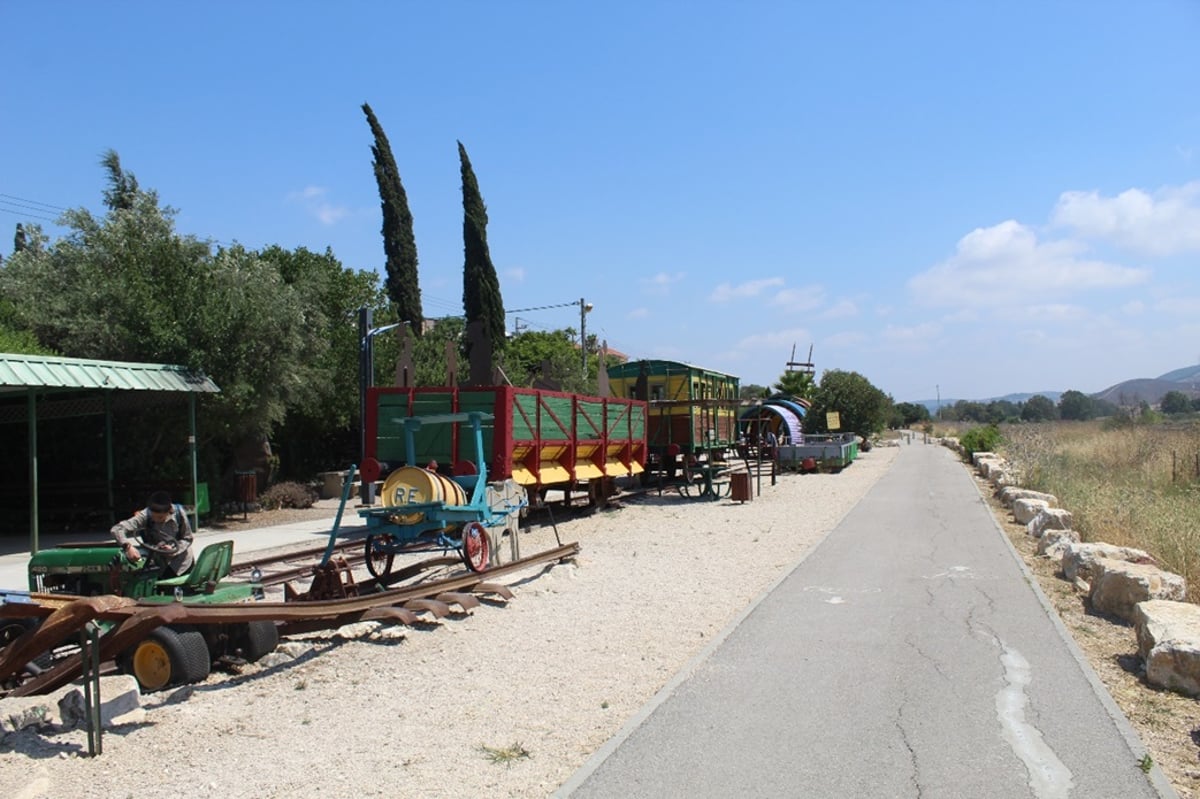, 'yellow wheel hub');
132,640,172,691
